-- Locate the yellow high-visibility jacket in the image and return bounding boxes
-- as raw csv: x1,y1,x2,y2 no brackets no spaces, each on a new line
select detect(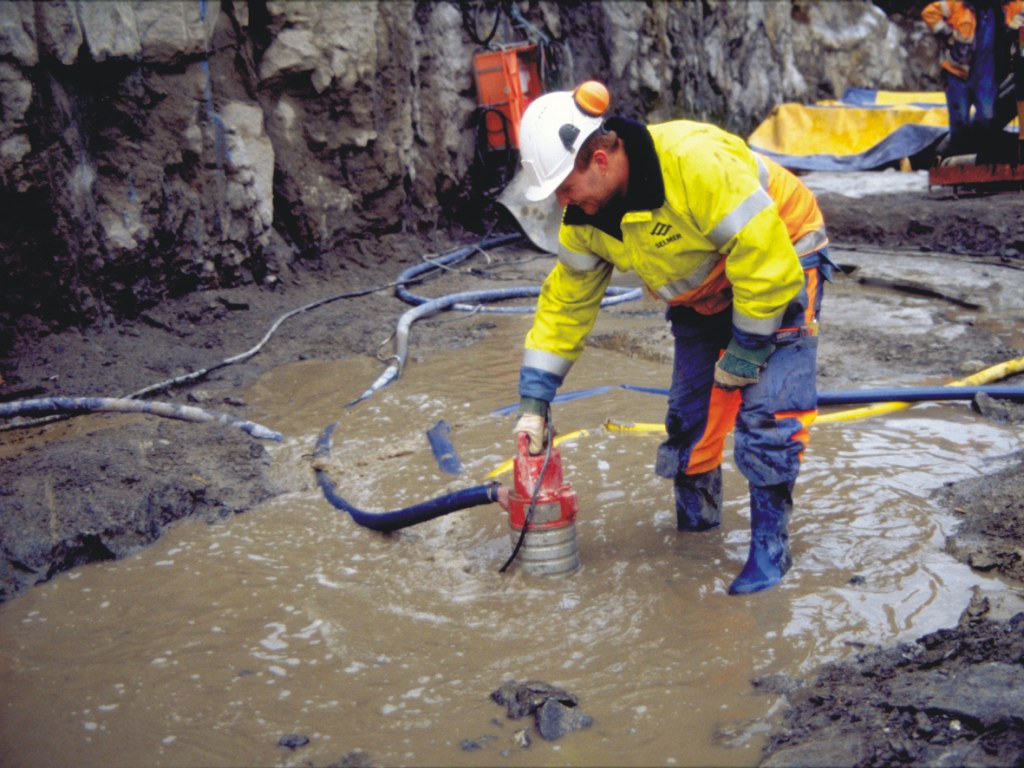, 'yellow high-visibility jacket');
521,117,827,390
